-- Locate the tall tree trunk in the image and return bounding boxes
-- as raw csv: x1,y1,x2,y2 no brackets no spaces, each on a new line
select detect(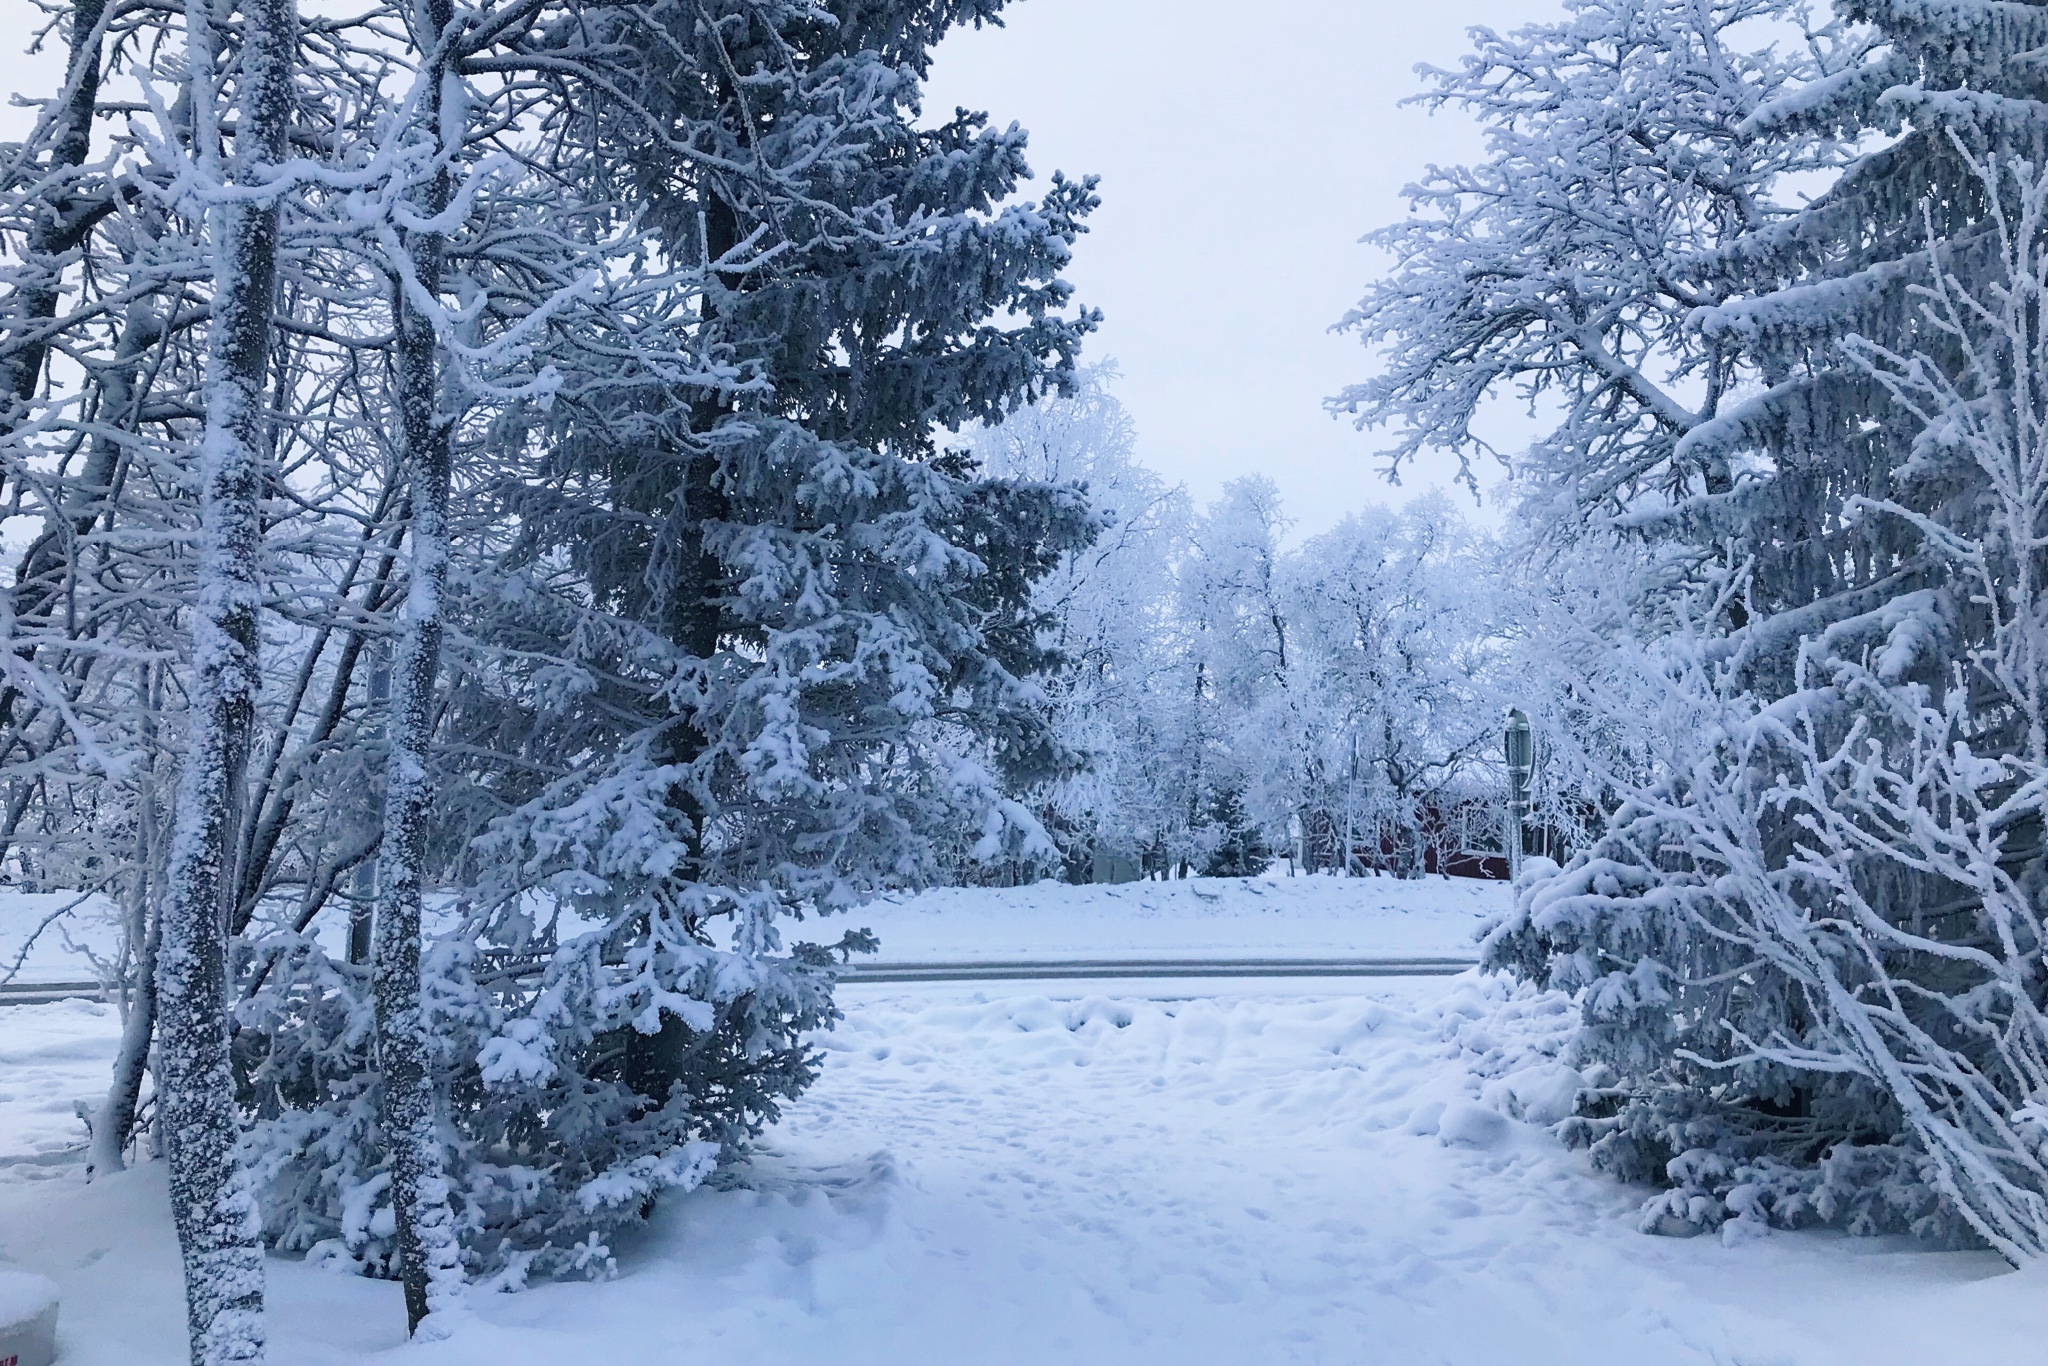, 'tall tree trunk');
154,0,296,1358
622,190,736,1109
372,2,465,1335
